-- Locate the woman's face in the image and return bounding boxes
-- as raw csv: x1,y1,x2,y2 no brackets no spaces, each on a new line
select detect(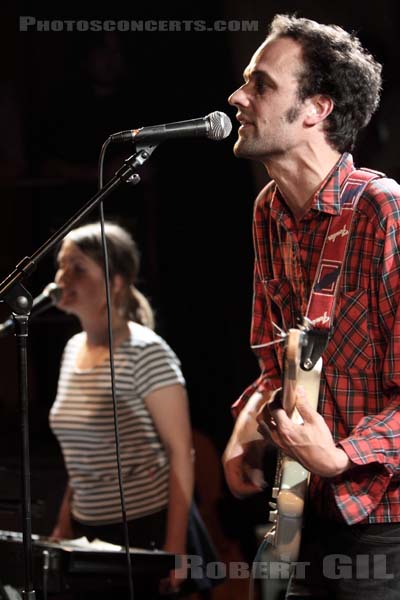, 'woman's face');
55,239,108,320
